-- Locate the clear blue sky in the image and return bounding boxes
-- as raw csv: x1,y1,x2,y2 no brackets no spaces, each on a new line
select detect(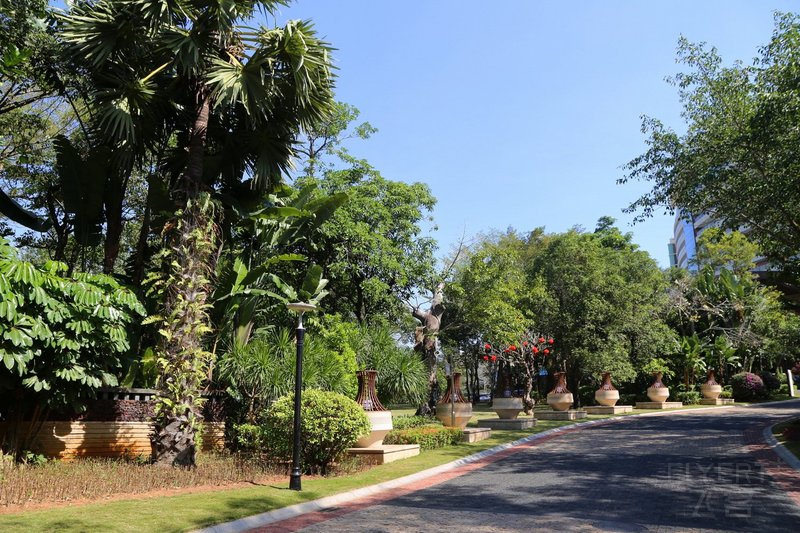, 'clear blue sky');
272,1,795,266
